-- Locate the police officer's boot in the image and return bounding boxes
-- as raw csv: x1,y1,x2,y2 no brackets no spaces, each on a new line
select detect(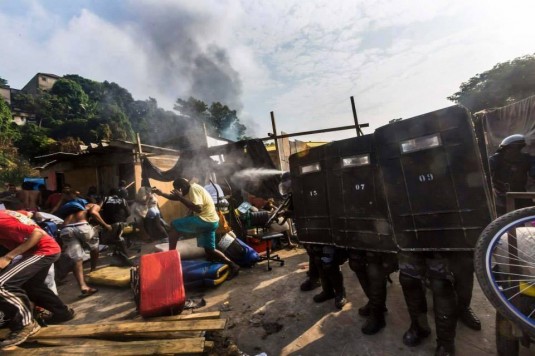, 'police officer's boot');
430,278,457,356
300,278,321,291
399,273,431,346
313,257,335,303
361,262,387,335
328,263,347,309
452,252,481,331
349,252,372,316
301,253,321,291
